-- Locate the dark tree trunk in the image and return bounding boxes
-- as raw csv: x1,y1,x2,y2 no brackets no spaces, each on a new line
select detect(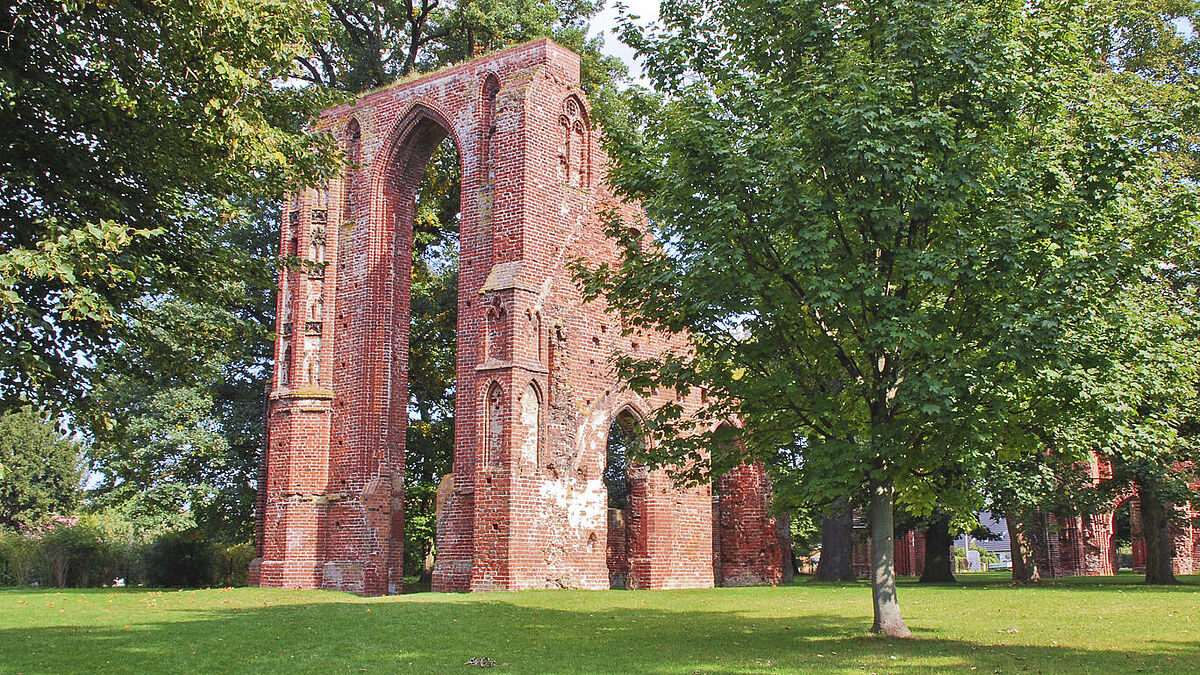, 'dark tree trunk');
919,515,955,583
869,480,911,637
776,511,796,583
815,497,856,582
1139,488,1178,585
1007,517,1040,583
